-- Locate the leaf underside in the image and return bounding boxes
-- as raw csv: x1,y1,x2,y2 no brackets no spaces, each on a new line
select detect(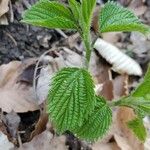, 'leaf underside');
75,96,112,141
100,1,150,34
22,0,77,29
47,67,95,133
128,118,147,142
